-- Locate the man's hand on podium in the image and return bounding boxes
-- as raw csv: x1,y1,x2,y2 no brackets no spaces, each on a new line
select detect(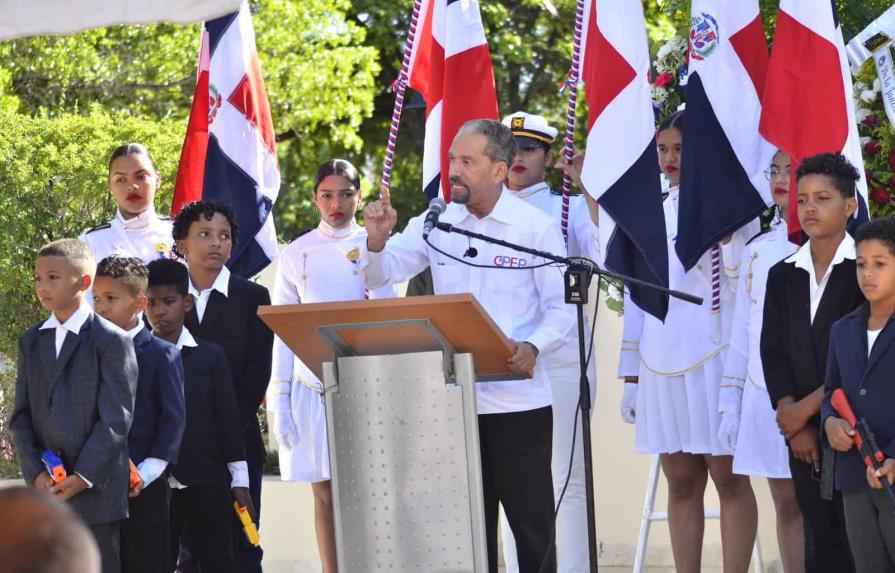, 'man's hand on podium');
507,340,538,377
364,184,398,253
